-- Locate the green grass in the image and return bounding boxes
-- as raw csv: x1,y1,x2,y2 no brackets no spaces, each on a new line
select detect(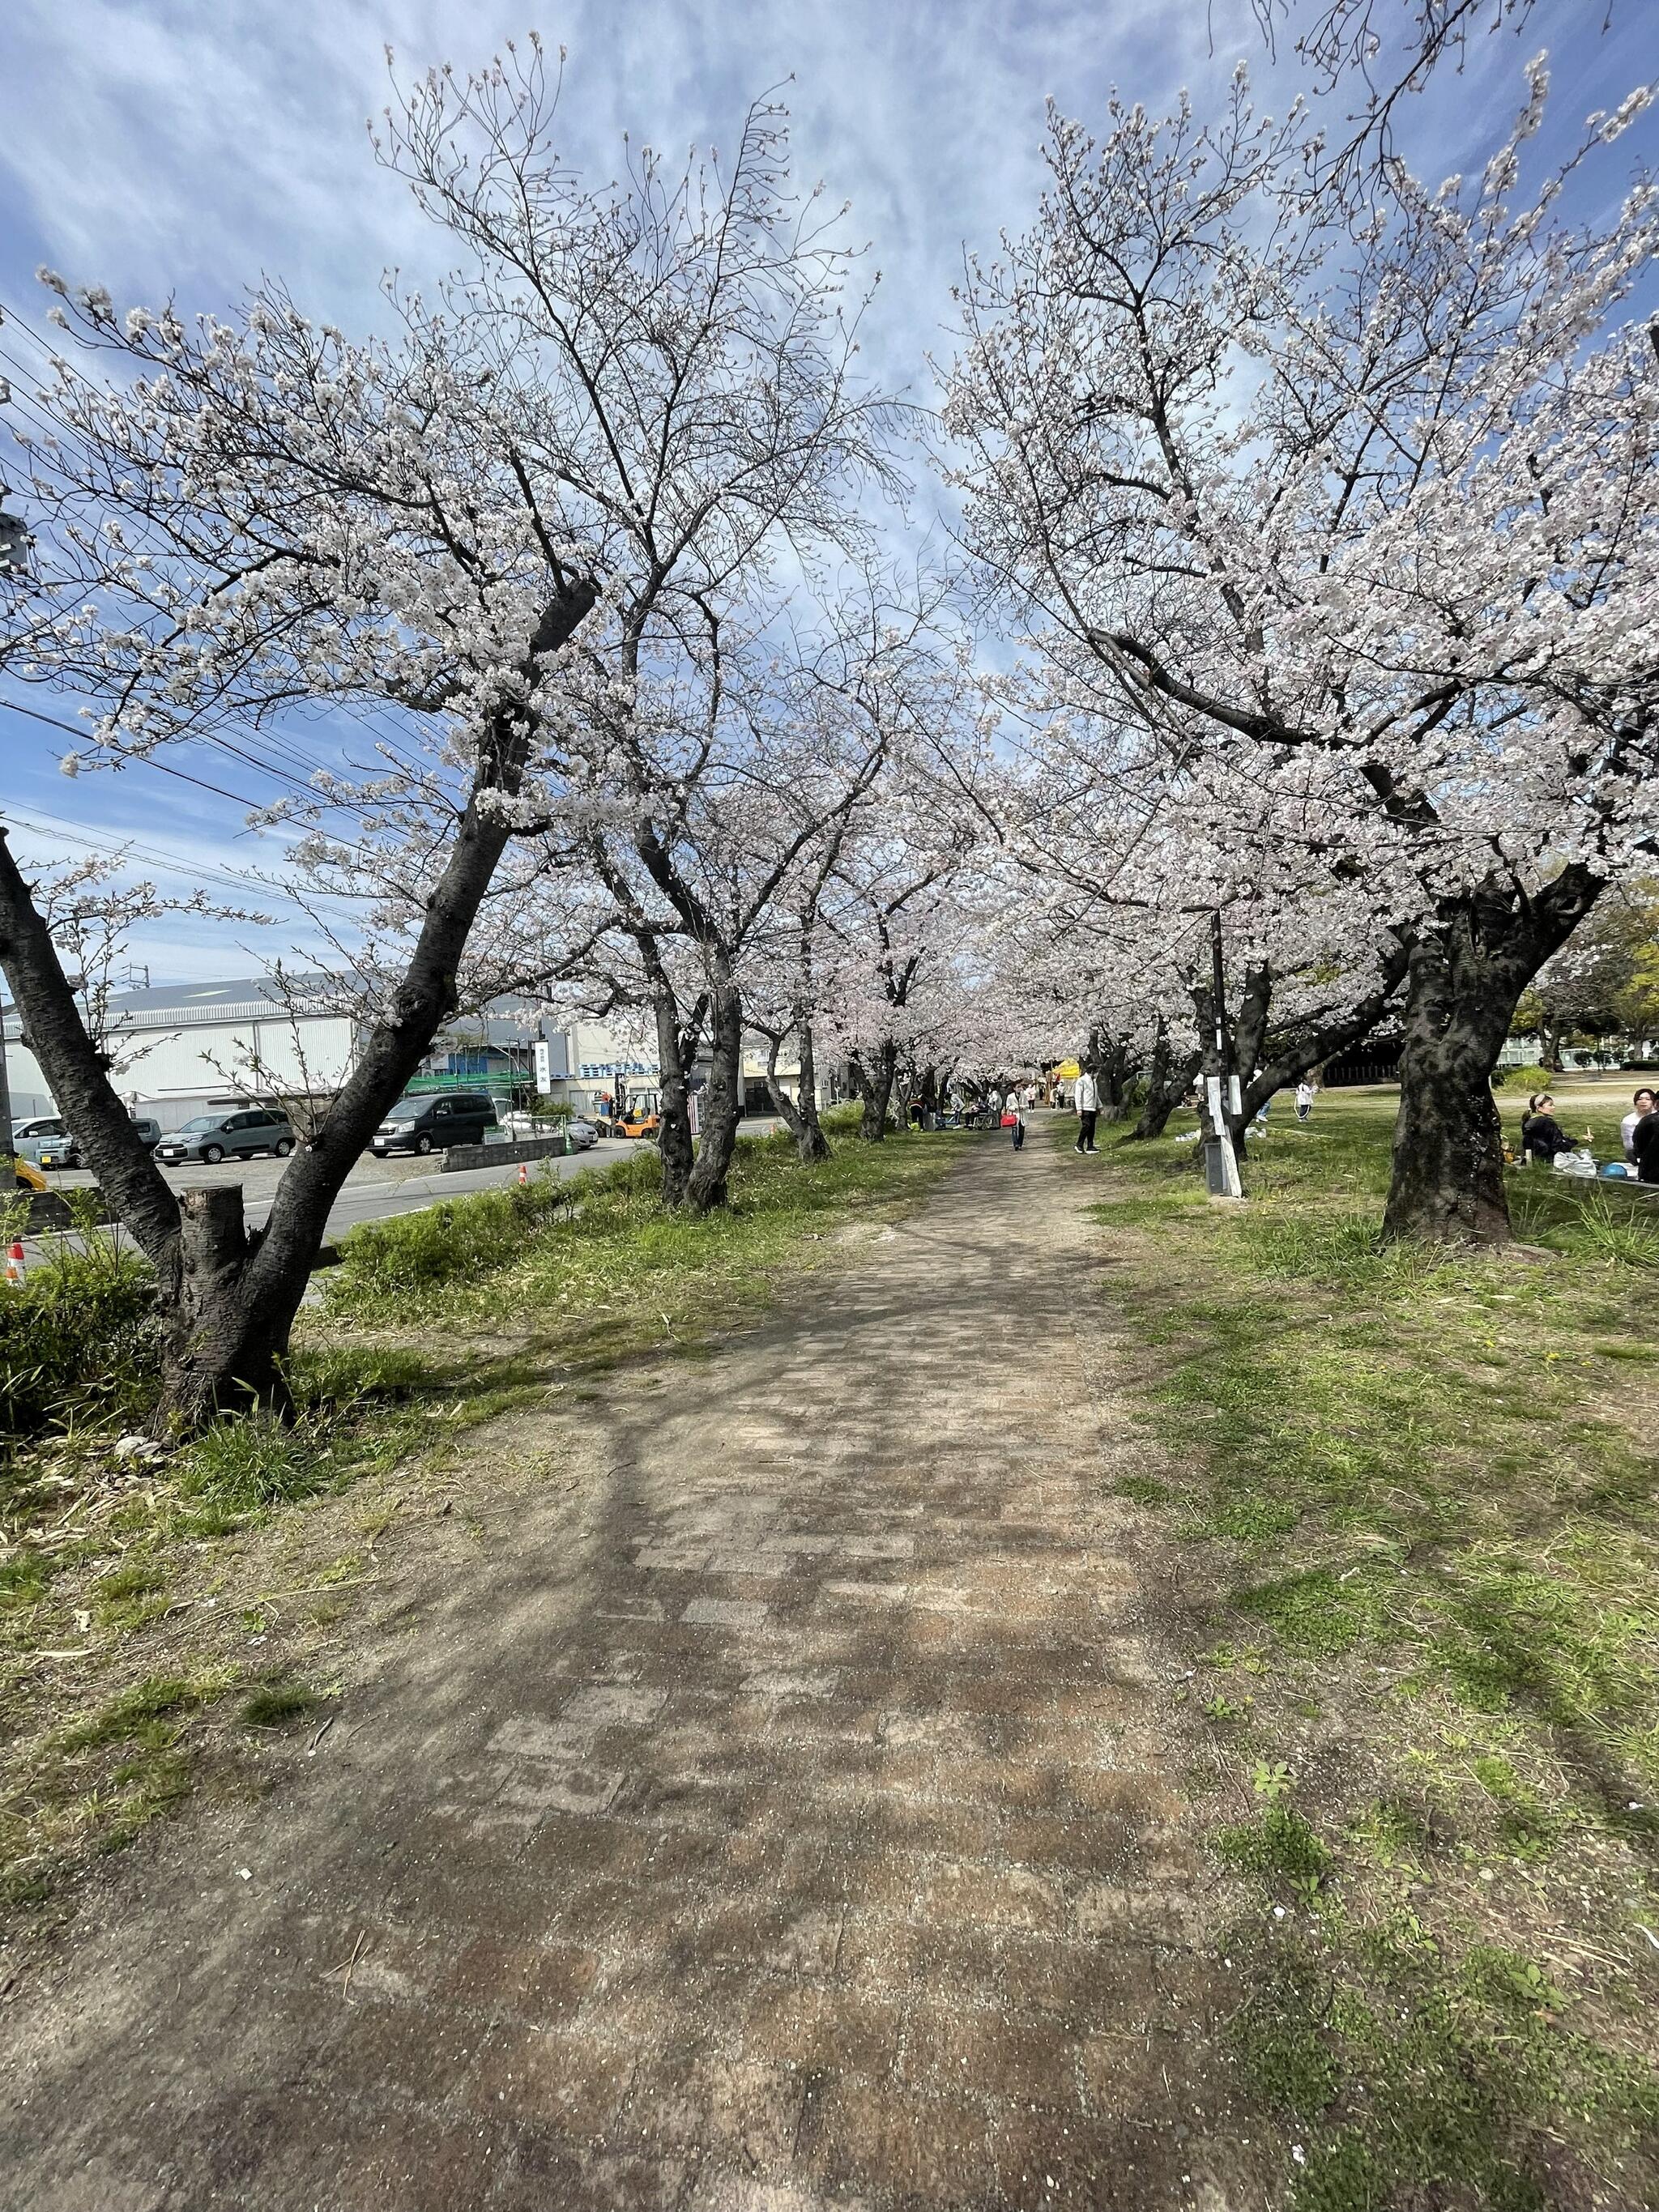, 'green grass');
238,1677,322,1728
1082,1093,1659,2206
322,1125,968,1348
